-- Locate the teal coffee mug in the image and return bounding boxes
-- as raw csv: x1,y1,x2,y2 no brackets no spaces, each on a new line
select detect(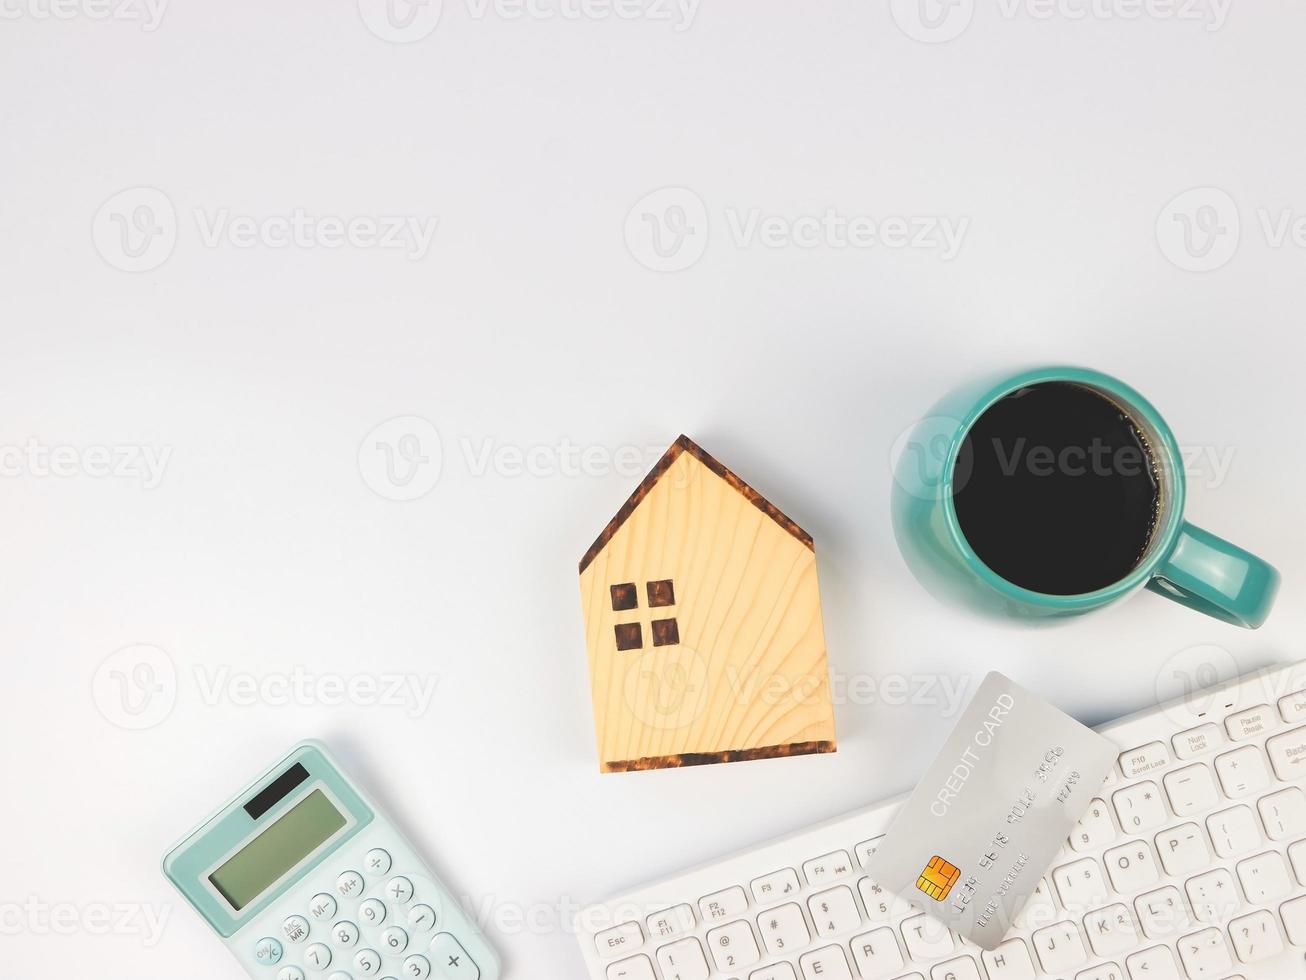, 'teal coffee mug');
891,366,1279,627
